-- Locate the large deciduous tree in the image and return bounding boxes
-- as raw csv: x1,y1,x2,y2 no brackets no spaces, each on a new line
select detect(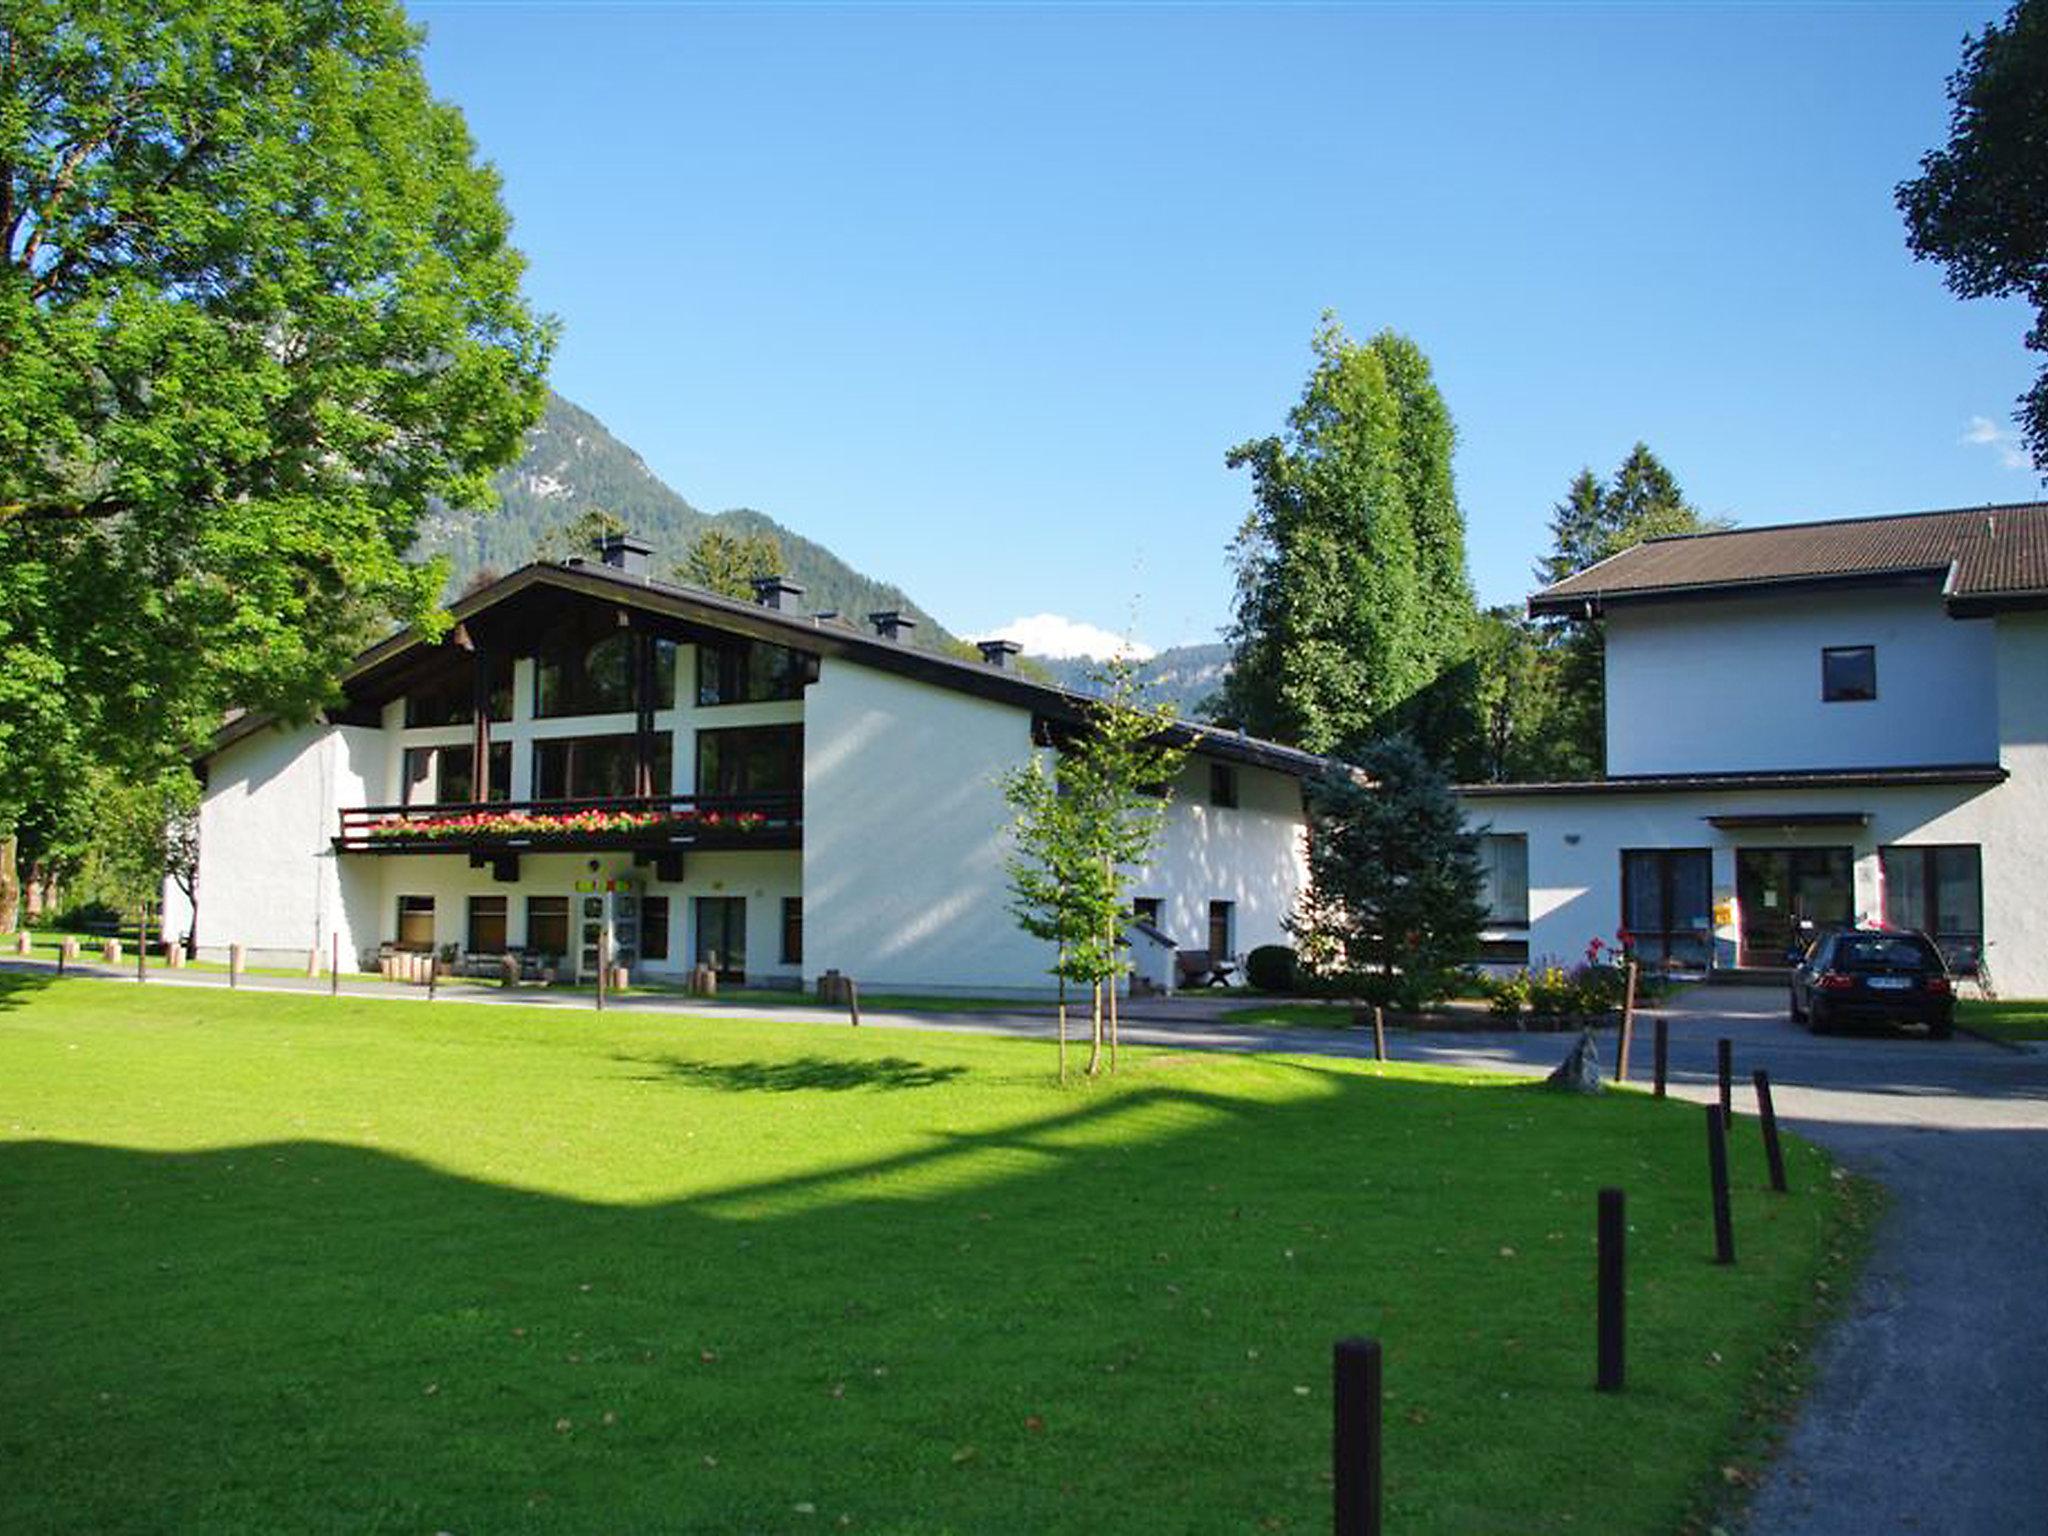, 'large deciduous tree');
0,0,554,927
1898,0,2048,476
1218,316,1478,767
